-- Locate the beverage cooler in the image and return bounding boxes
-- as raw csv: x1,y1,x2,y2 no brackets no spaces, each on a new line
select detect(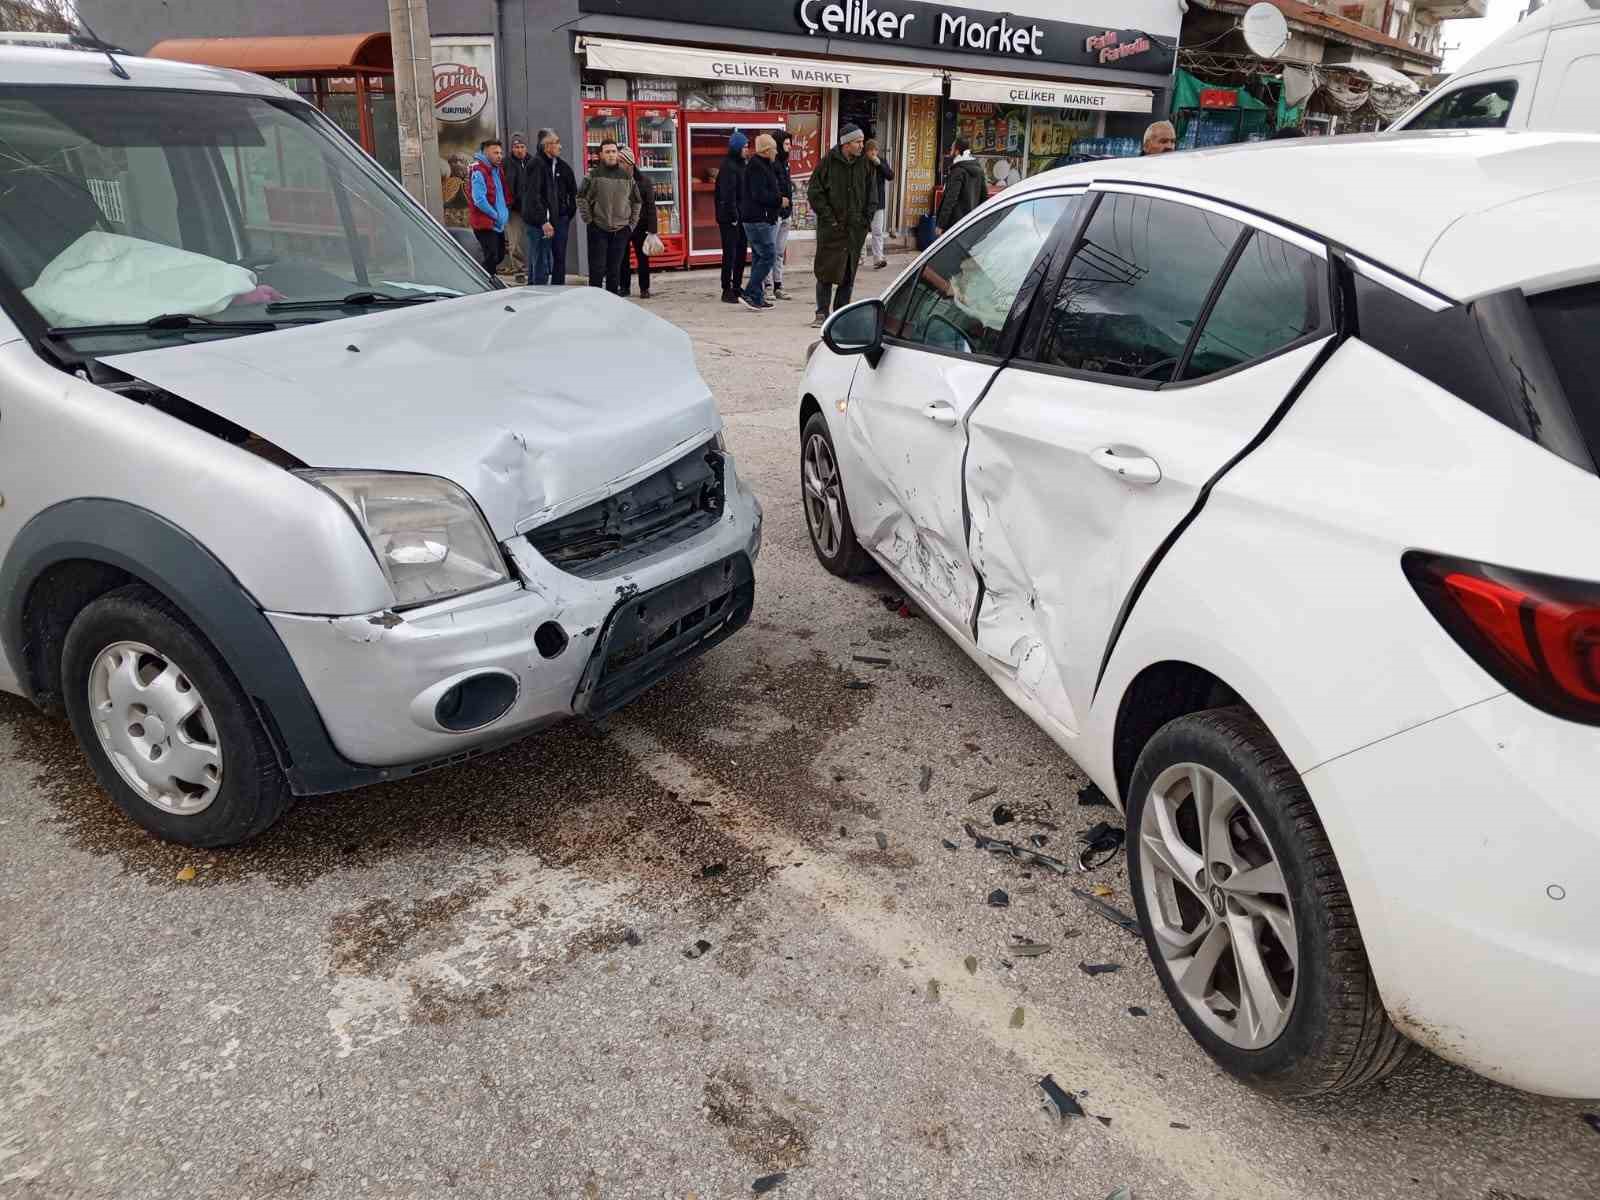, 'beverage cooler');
683,112,788,269
630,104,685,269
581,101,629,169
